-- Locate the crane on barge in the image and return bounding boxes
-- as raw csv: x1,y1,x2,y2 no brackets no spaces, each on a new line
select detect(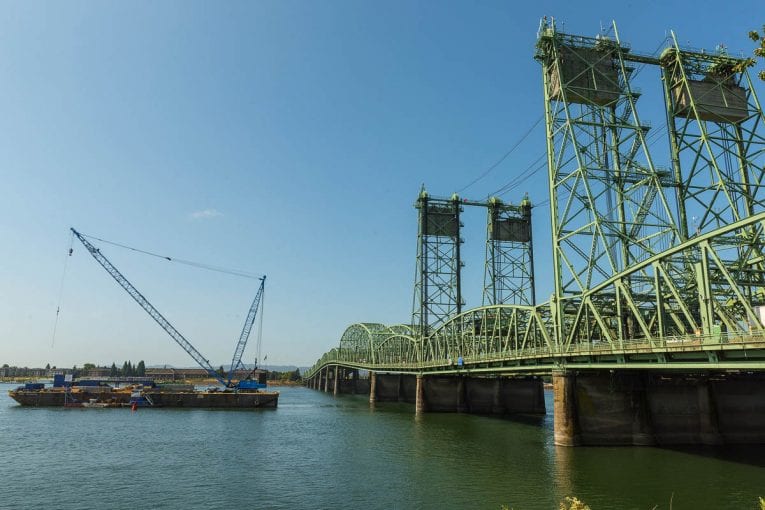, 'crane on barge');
70,228,266,390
